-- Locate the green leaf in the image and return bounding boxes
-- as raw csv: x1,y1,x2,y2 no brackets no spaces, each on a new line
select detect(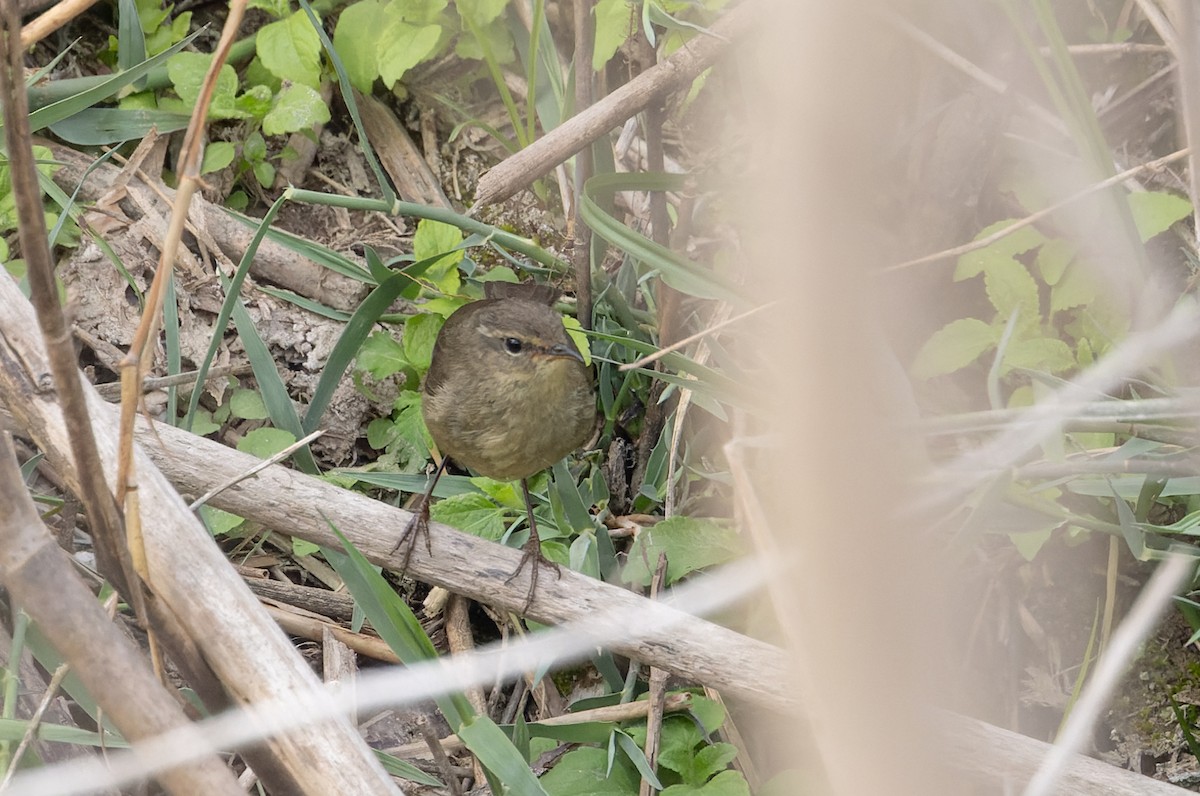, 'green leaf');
540,745,641,795
656,715,703,776
0,717,128,748
954,221,1045,281
1003,336,1076,374
357,330,409,378
371,391,432,462
229,388,270,420
582,174,747,303
430,493,509,540
202,141,236,174
49,108,190,145
621,517,745,587
457,716,550,796
1128,191,1192,242
982,258,1039,332
402,312,443,372
378,20,443,88
321,530,473,727
457,0,507,27
1034,236,1075,286
563,315,592,366
1010,527,1054,561
593,0,632,71
412,218,465,294
166,52,246,119
236,427,297,458
199,505,244,536
257,11,324,89
263,81,331,136
910,317,997,379
1049,261,1098,314
661,769,751,796
690,742,739,782
292,536,320,557
190,408,221,436
333,0,388,92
